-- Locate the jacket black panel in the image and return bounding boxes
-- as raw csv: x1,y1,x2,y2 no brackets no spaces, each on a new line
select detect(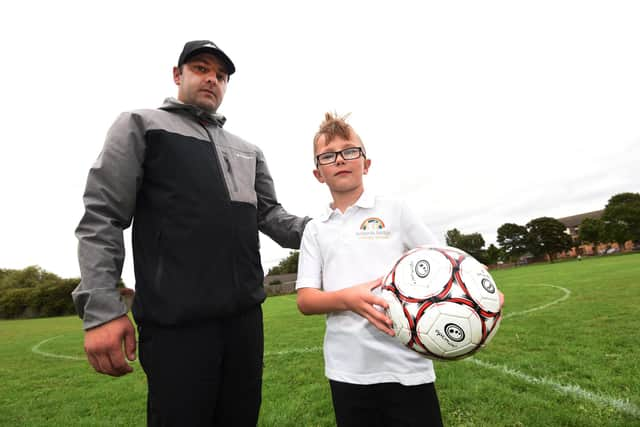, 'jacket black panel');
132,130,265,325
